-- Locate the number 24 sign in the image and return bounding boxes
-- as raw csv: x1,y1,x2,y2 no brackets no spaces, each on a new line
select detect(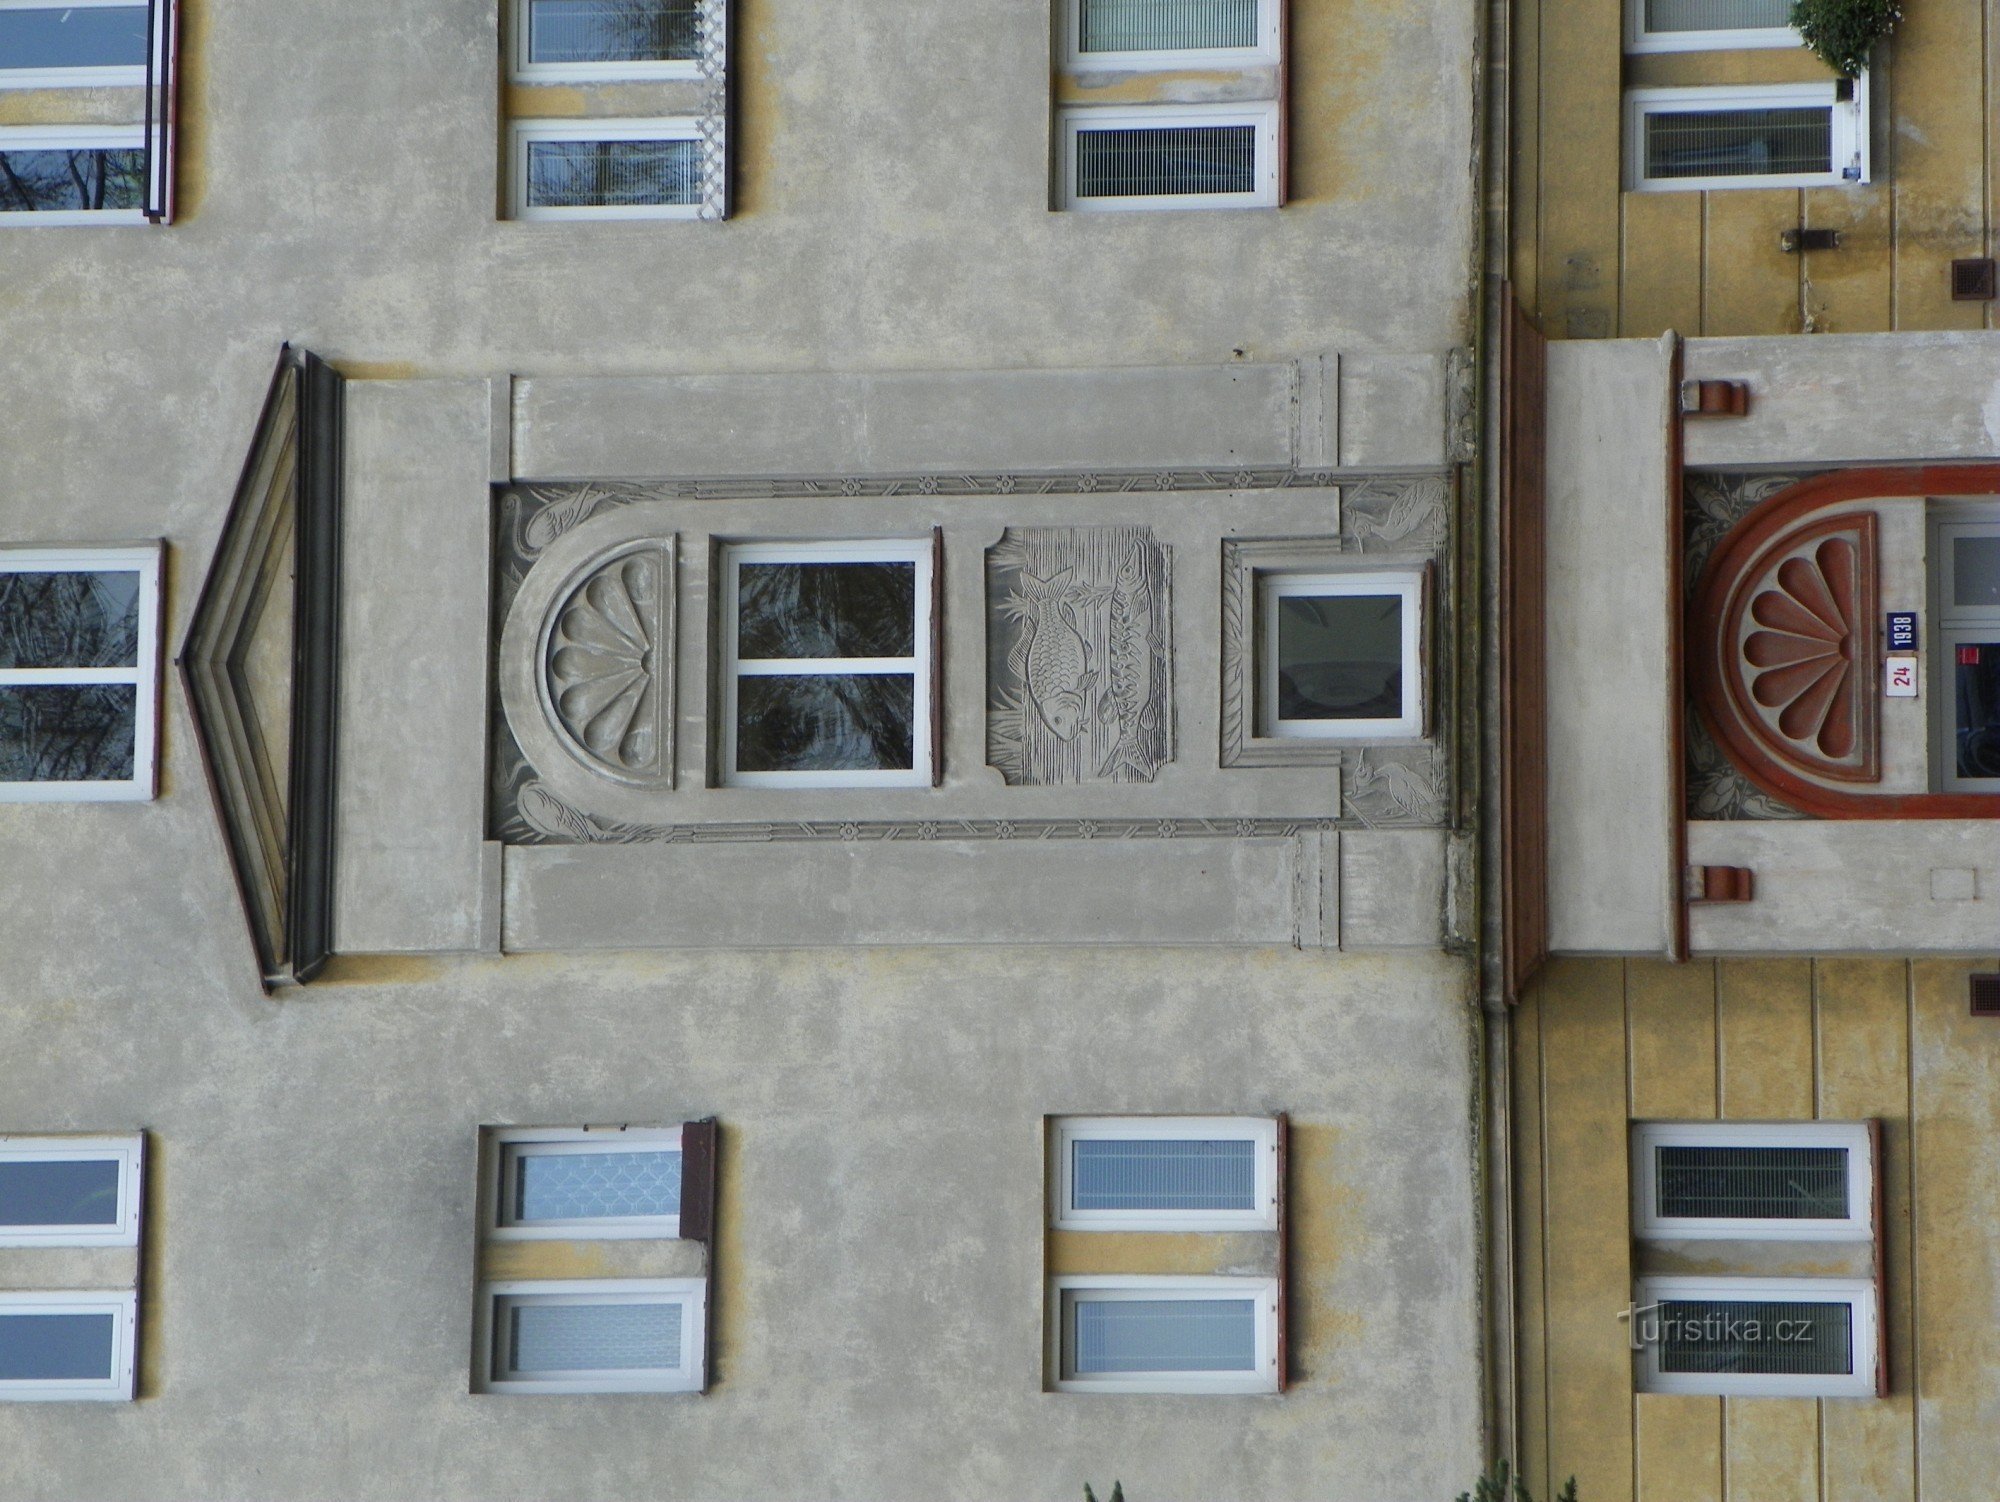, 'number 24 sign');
1885,658,1918,697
